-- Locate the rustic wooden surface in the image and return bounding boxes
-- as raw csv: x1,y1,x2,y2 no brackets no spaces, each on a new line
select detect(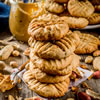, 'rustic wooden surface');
0,28,100,100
